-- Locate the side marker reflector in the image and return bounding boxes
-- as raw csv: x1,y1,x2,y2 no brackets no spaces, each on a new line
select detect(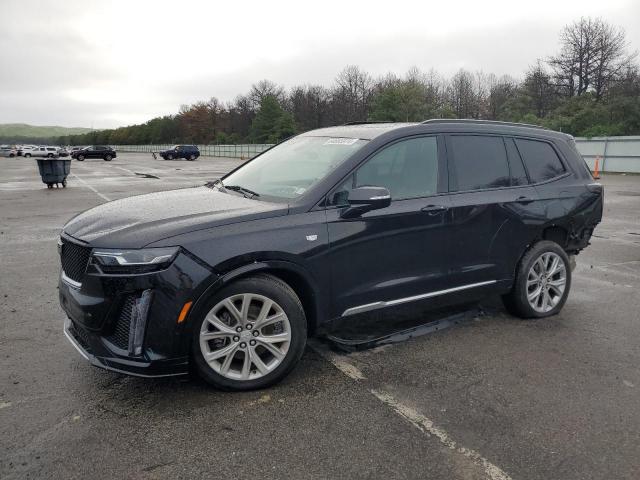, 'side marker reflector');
177,301,193,324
